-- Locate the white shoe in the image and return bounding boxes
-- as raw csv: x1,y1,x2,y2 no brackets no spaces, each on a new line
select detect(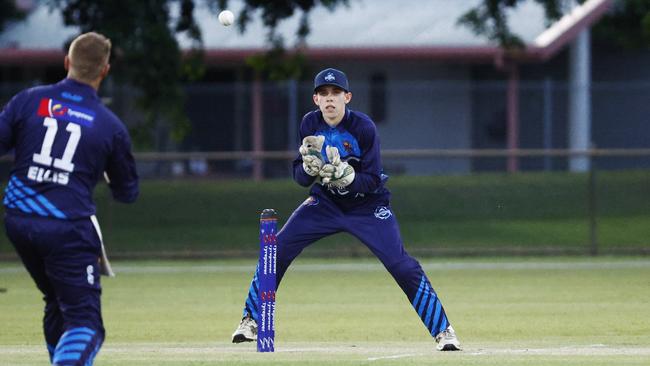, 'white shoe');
231,315,257,343
435,325,462,351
